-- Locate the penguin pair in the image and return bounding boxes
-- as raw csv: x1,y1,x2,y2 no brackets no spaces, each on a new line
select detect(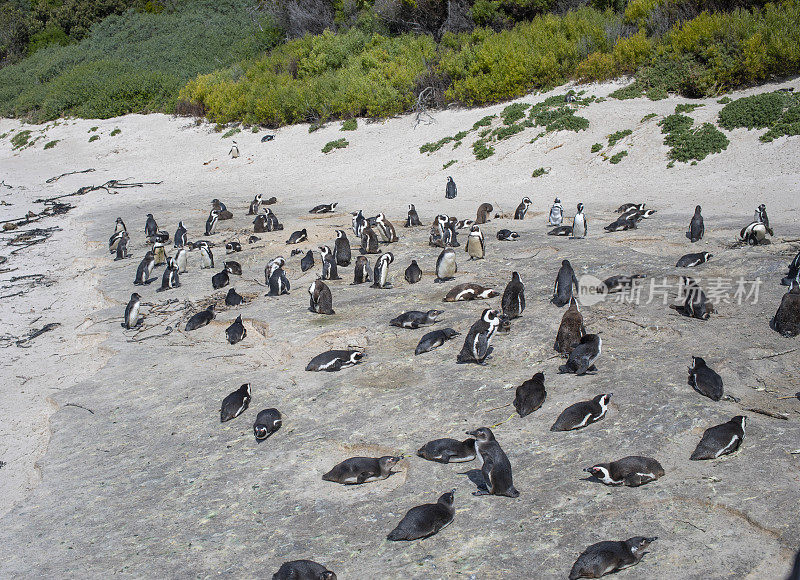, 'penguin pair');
211,199,232,220
109,217,127,253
